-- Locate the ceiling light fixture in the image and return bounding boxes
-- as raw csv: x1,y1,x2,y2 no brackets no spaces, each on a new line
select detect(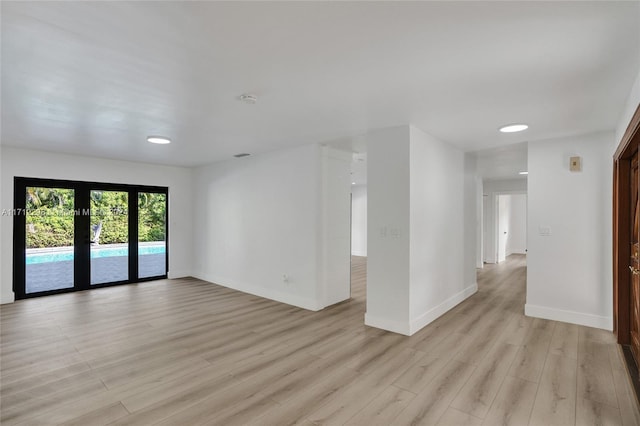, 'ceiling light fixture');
238,94,258,104
499,124,529,133
352,182,356,185
519,171,528,175
147,136,171,144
